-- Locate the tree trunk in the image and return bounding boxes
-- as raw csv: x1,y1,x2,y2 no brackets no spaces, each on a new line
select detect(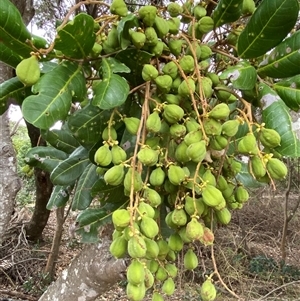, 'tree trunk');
39,240,127,301
25,122,53,240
